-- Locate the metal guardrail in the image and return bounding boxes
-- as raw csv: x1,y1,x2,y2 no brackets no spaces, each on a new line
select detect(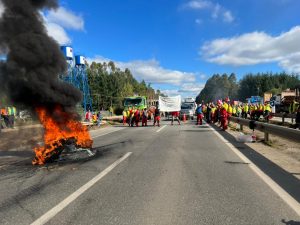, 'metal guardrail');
270,113,296,124
230,117,300,143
